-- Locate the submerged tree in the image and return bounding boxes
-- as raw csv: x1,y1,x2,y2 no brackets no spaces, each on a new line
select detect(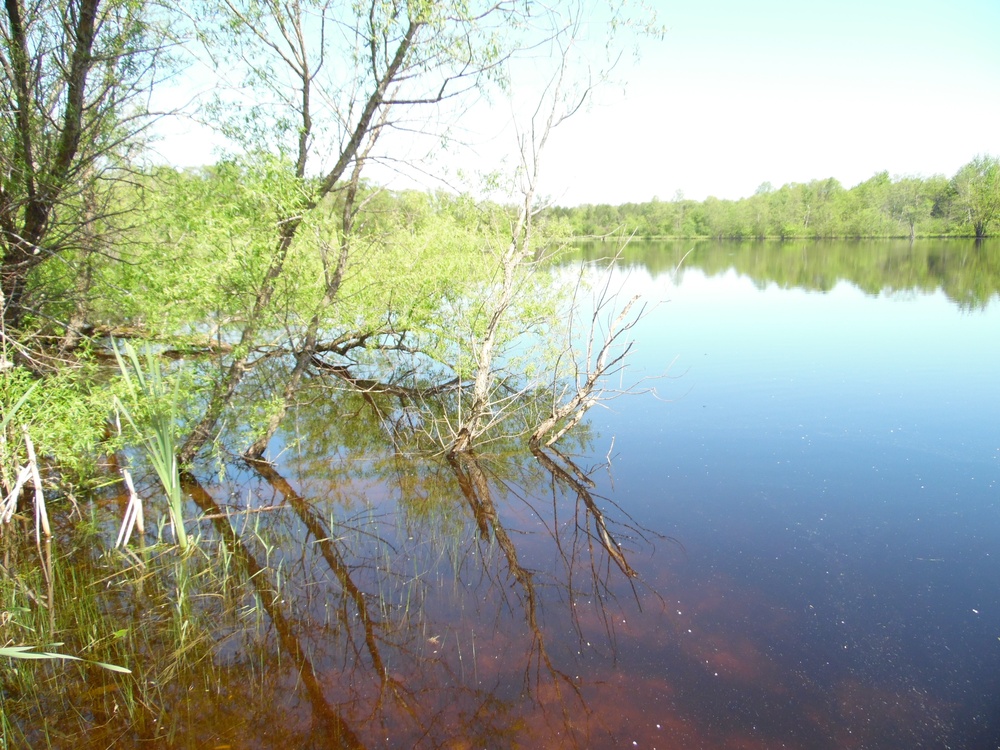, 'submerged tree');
430,4,659,456
175,0,528,464
171,0,663,464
